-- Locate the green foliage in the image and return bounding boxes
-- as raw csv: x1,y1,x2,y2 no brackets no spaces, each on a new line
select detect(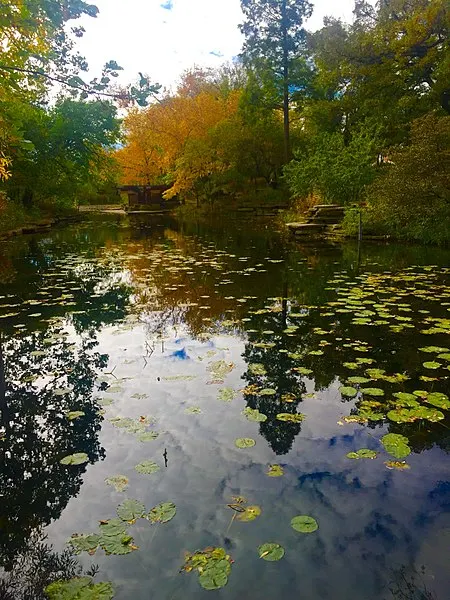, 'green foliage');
284,125,380,204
